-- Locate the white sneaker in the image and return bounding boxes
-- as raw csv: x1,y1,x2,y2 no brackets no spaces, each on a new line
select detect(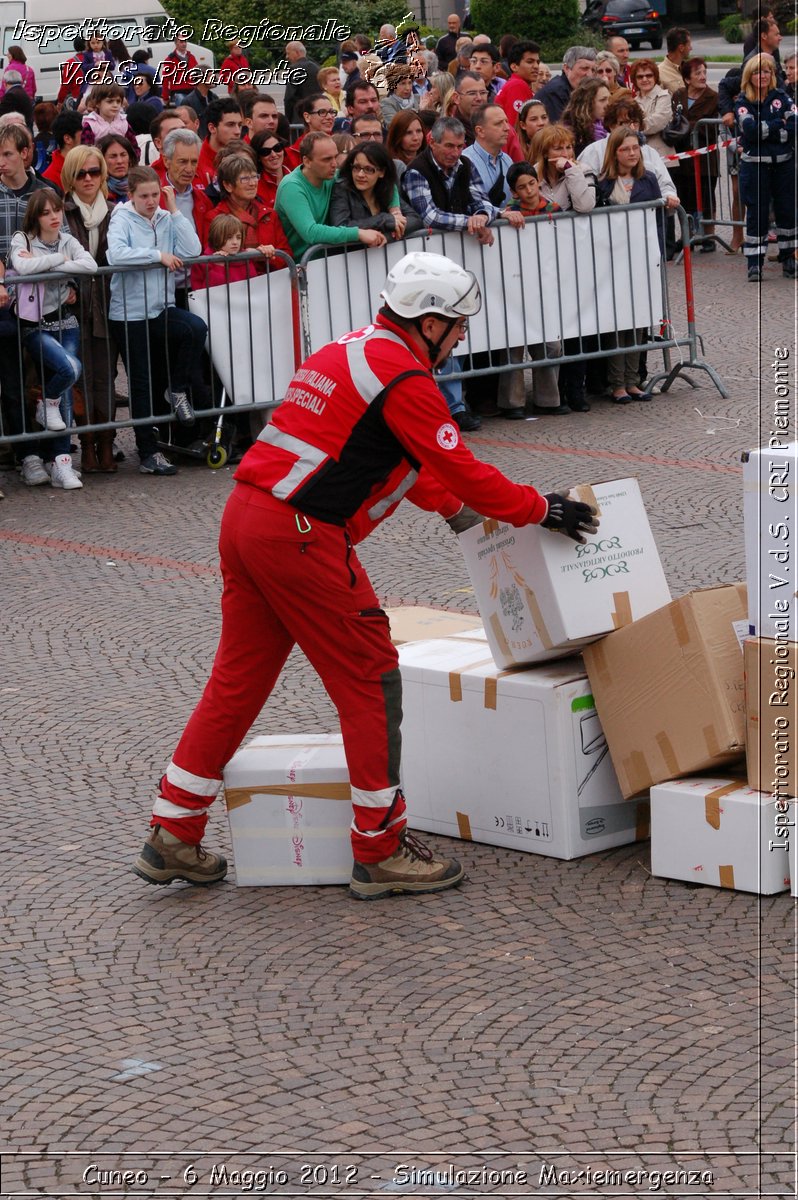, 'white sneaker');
50,454,83,490
35,398,67,432
21,455,49,486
